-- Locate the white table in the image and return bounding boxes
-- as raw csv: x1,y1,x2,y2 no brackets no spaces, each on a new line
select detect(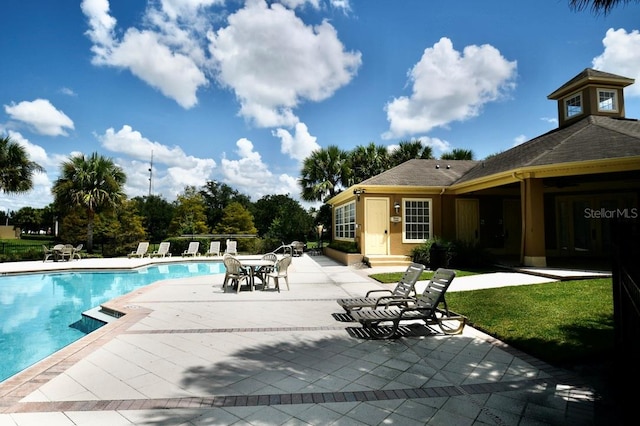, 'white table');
240,259,276,291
